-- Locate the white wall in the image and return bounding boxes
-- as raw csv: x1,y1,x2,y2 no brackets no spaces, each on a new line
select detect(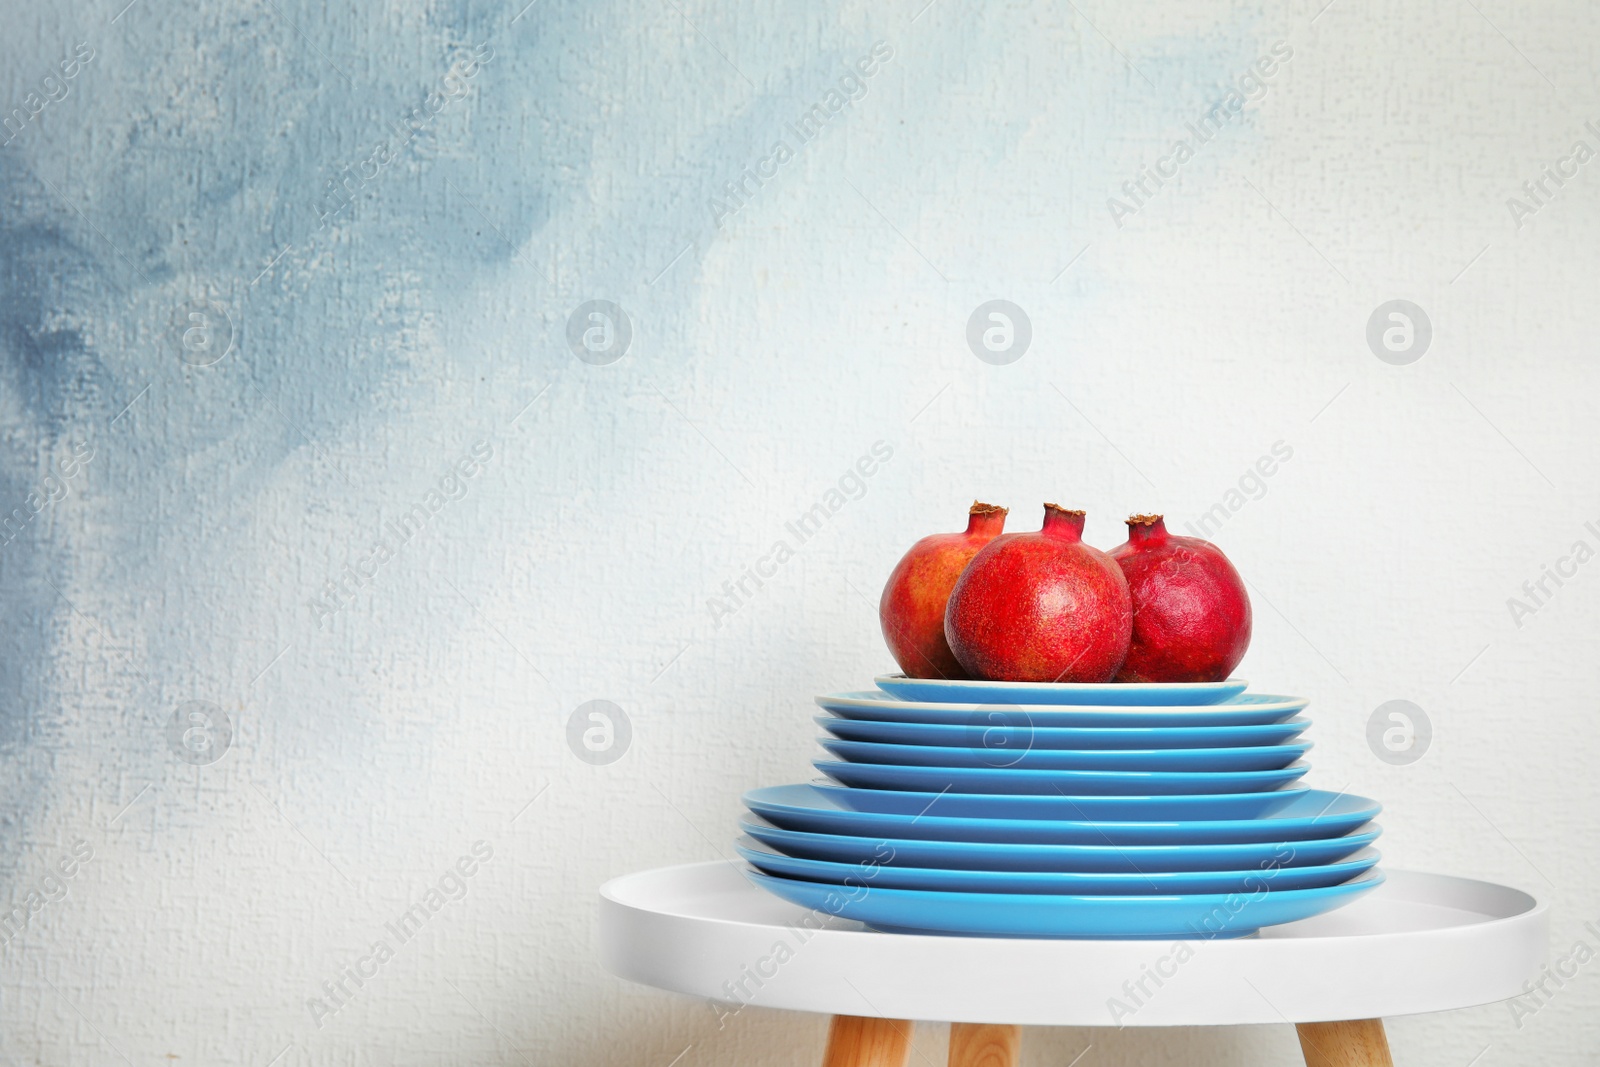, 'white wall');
0,0,1596,1063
